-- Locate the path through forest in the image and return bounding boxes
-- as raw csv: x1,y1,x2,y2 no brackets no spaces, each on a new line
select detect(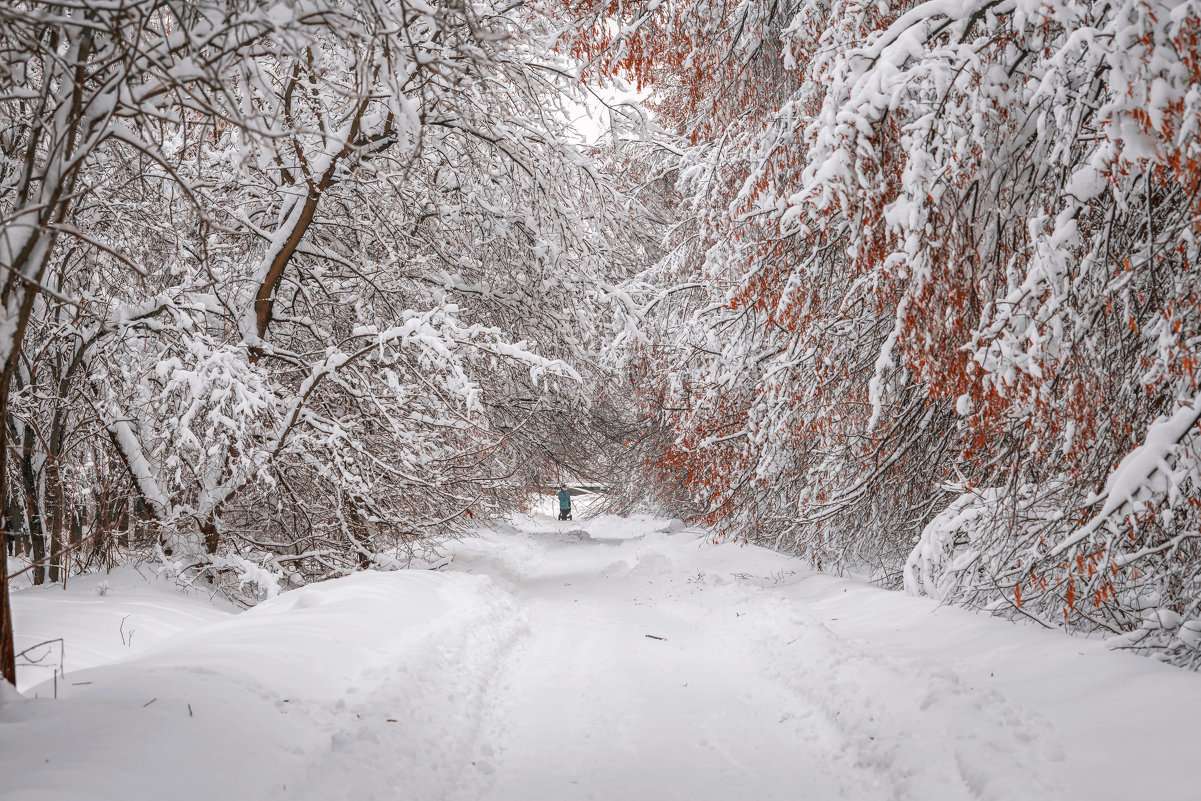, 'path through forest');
446,522,872,801
4,510,1201,801
436,514,1067,801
